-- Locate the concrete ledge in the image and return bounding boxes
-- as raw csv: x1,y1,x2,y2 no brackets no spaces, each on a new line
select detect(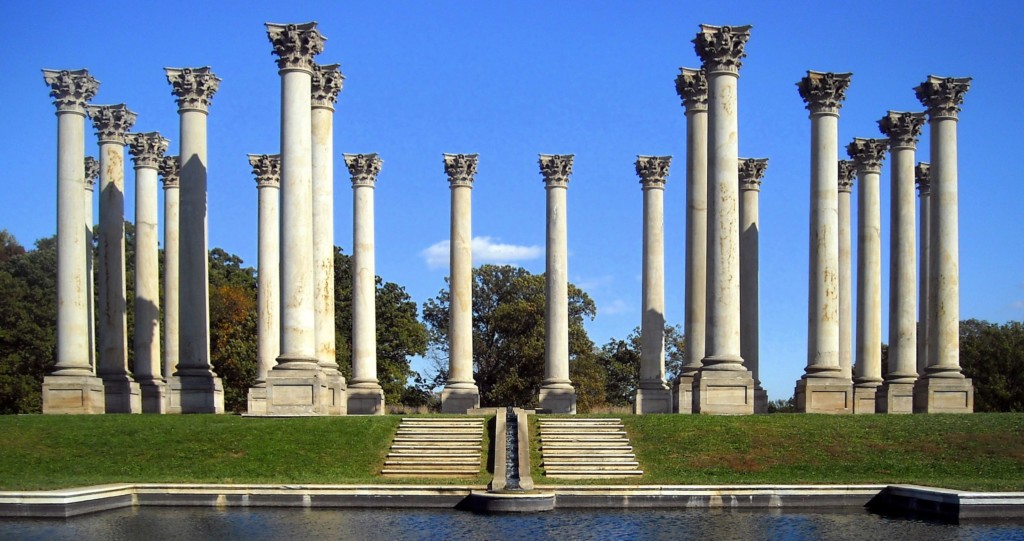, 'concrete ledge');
548,484,886,509
869,484,1024,520
459,490,556,512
